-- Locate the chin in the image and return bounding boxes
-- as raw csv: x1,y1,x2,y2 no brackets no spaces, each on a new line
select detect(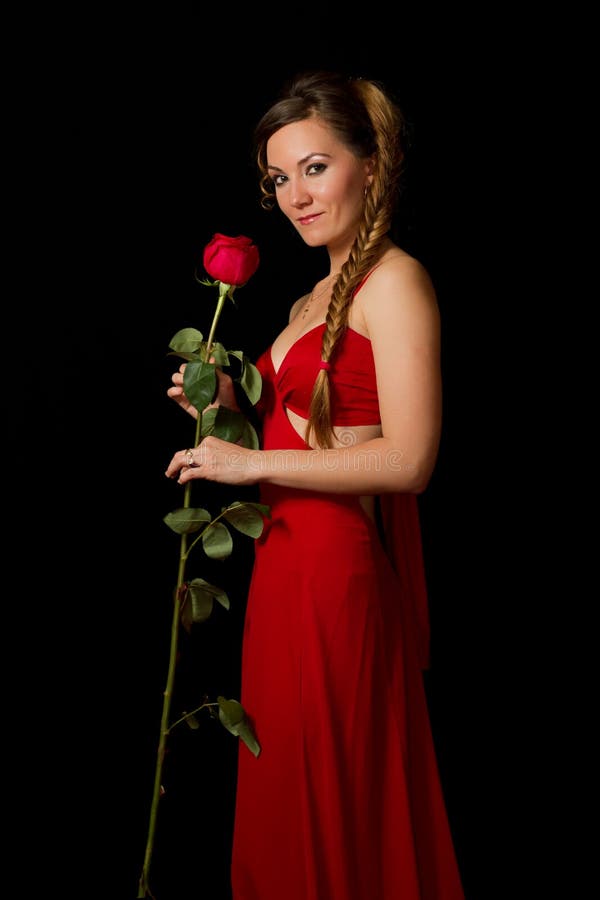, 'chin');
295,228,328,248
